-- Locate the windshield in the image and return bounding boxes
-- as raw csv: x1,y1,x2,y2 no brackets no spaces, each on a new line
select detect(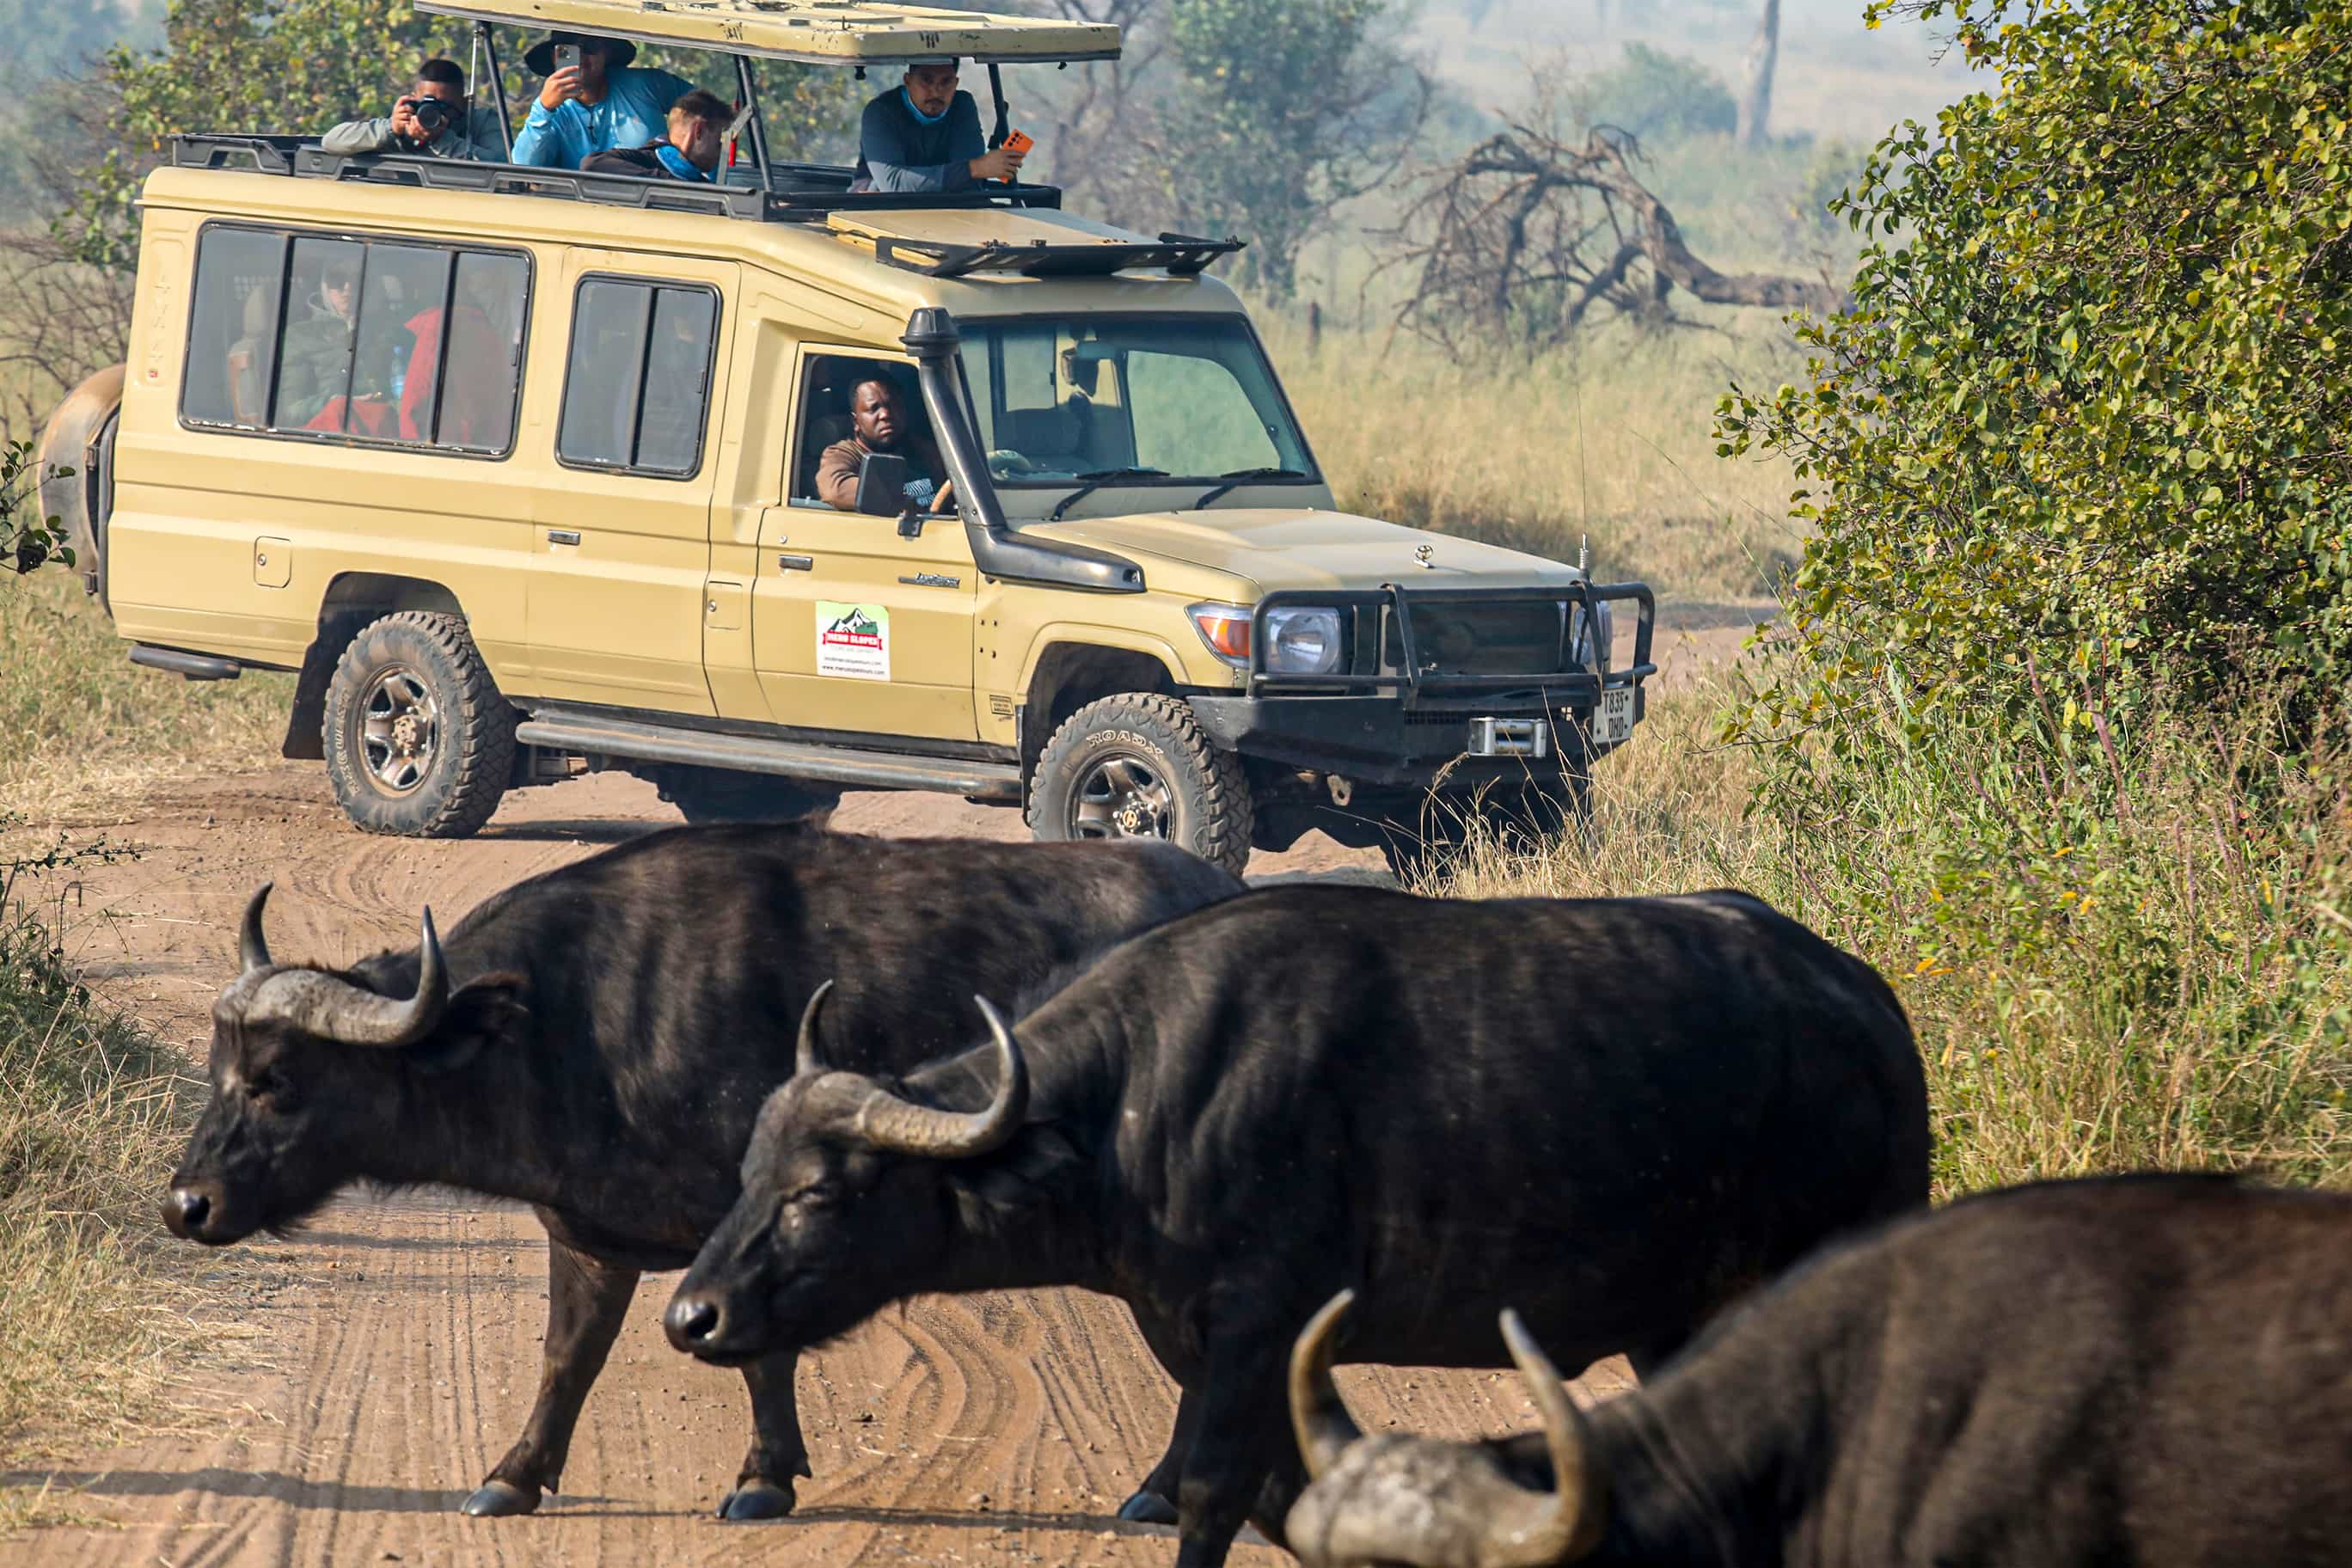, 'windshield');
959,315,1316,487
